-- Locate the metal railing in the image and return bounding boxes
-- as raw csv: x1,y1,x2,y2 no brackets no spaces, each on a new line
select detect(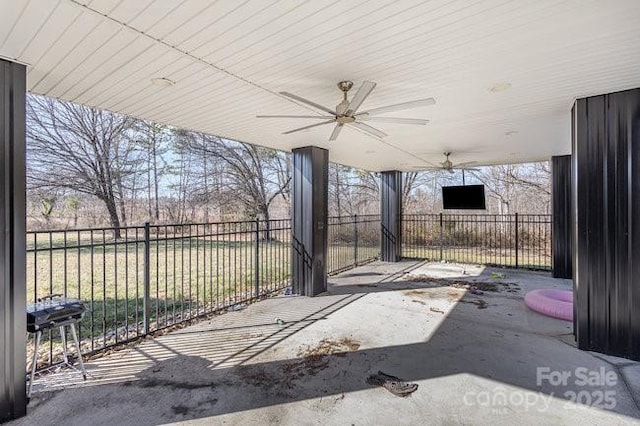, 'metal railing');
402,214,551,270
327,215,381,274
27,213,549,370
27,215,382,370
27,219,292,370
